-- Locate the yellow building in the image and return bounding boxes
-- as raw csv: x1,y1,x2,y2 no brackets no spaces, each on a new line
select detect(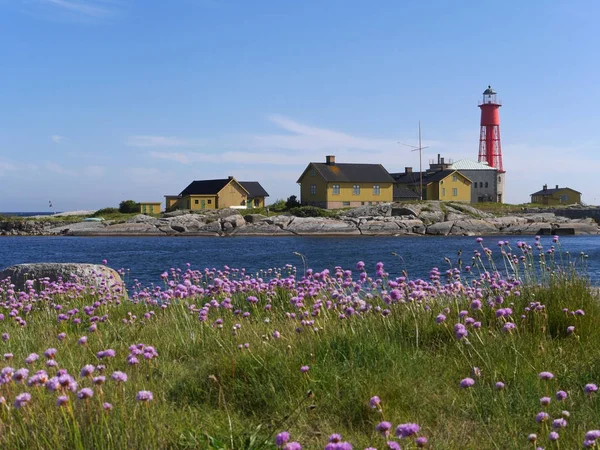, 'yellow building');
139,202,162,215
424,170,472,202
165,177,269,211
297,155,395,209
530,185,581,205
